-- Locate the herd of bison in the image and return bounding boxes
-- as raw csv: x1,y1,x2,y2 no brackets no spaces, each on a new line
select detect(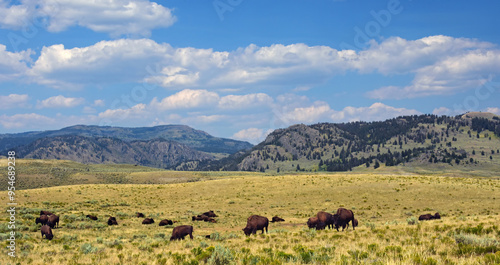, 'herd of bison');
36,208,441,241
